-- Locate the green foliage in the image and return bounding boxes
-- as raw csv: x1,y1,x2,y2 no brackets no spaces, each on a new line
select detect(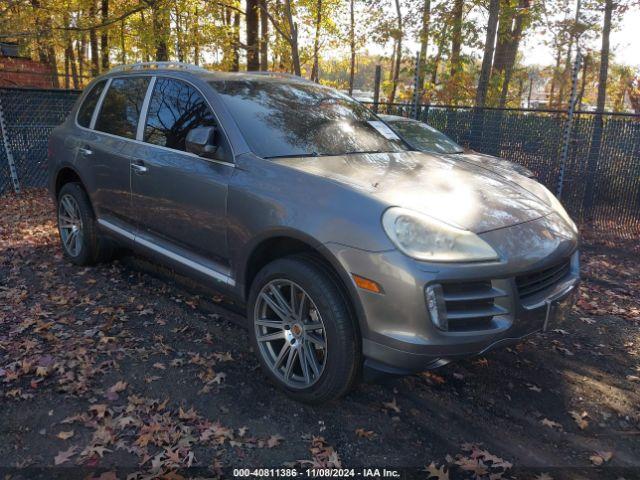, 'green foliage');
0,0,637,111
